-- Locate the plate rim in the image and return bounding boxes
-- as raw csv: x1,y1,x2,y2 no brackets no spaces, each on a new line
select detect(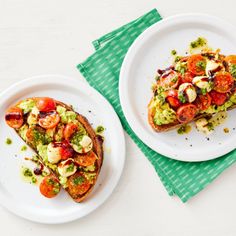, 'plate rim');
119,13,236,162
0,74,126,224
